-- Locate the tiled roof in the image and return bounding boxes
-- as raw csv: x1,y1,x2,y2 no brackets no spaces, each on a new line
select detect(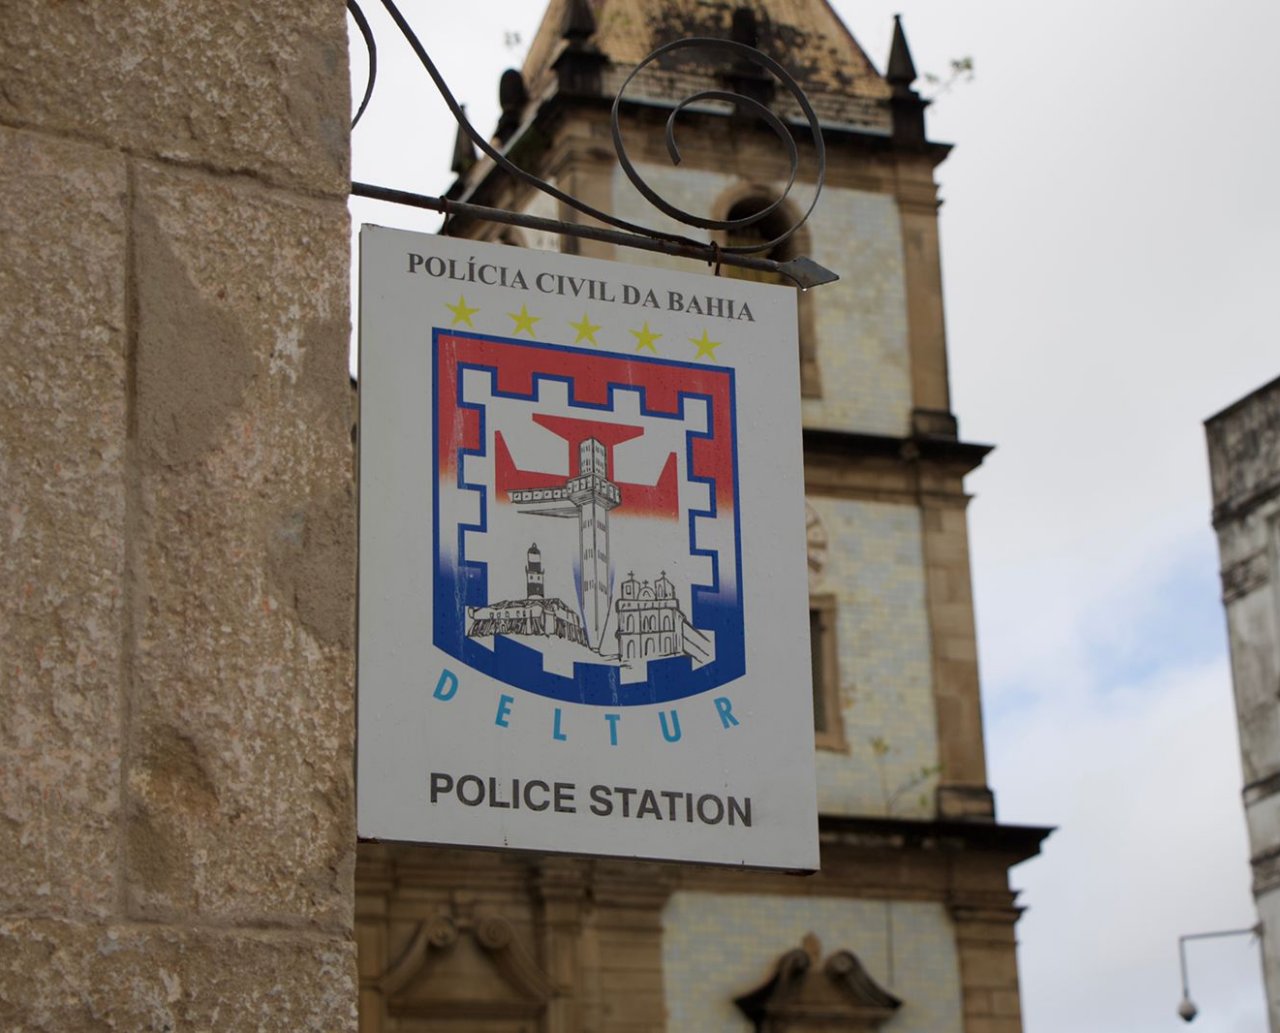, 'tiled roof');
522,0,892,131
